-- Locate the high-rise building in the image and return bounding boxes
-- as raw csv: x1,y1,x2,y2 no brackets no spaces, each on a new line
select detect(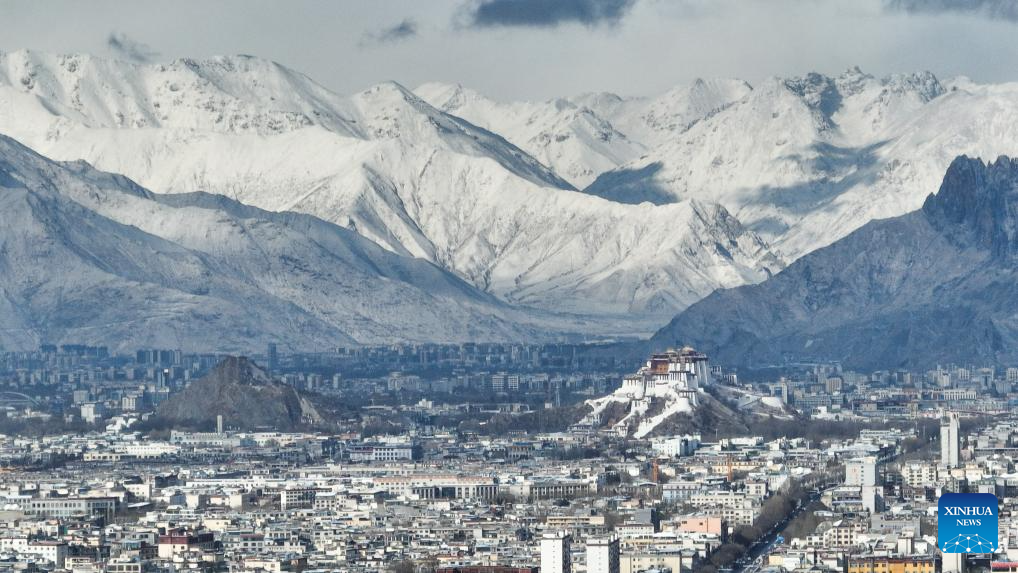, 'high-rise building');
861,484,883,514
267,343,278,372
541,532,571,573
845,457,877,487
845,456,881,513
941,412,961,468
586,536,620,573
491,373,507,393
634,508,660,532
